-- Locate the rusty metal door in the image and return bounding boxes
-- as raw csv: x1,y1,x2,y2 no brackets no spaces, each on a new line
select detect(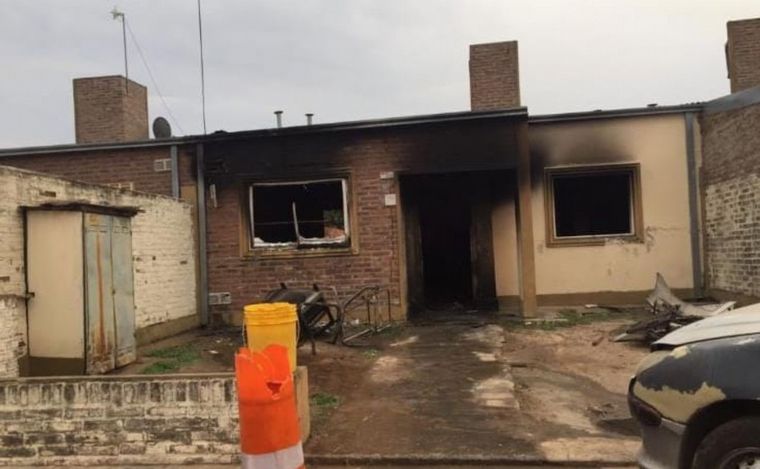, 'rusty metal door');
111,216,136,367
84,213,116,374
